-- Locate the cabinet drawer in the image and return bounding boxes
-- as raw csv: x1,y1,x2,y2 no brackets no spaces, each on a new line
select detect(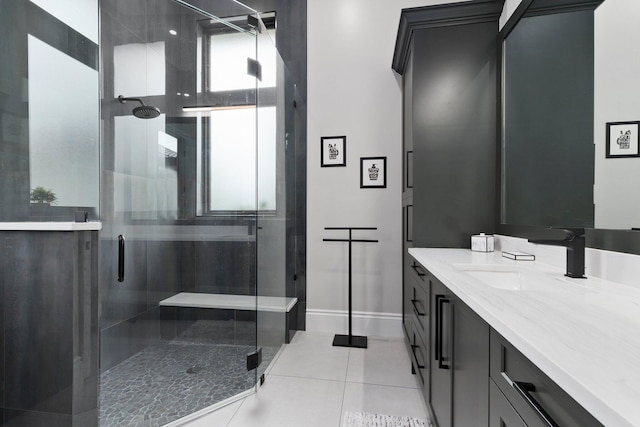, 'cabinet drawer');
410,323,428,386
490,330,603,427
404,308,413,341
410,275,429,335
490,379,527,427
409,258,428,289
